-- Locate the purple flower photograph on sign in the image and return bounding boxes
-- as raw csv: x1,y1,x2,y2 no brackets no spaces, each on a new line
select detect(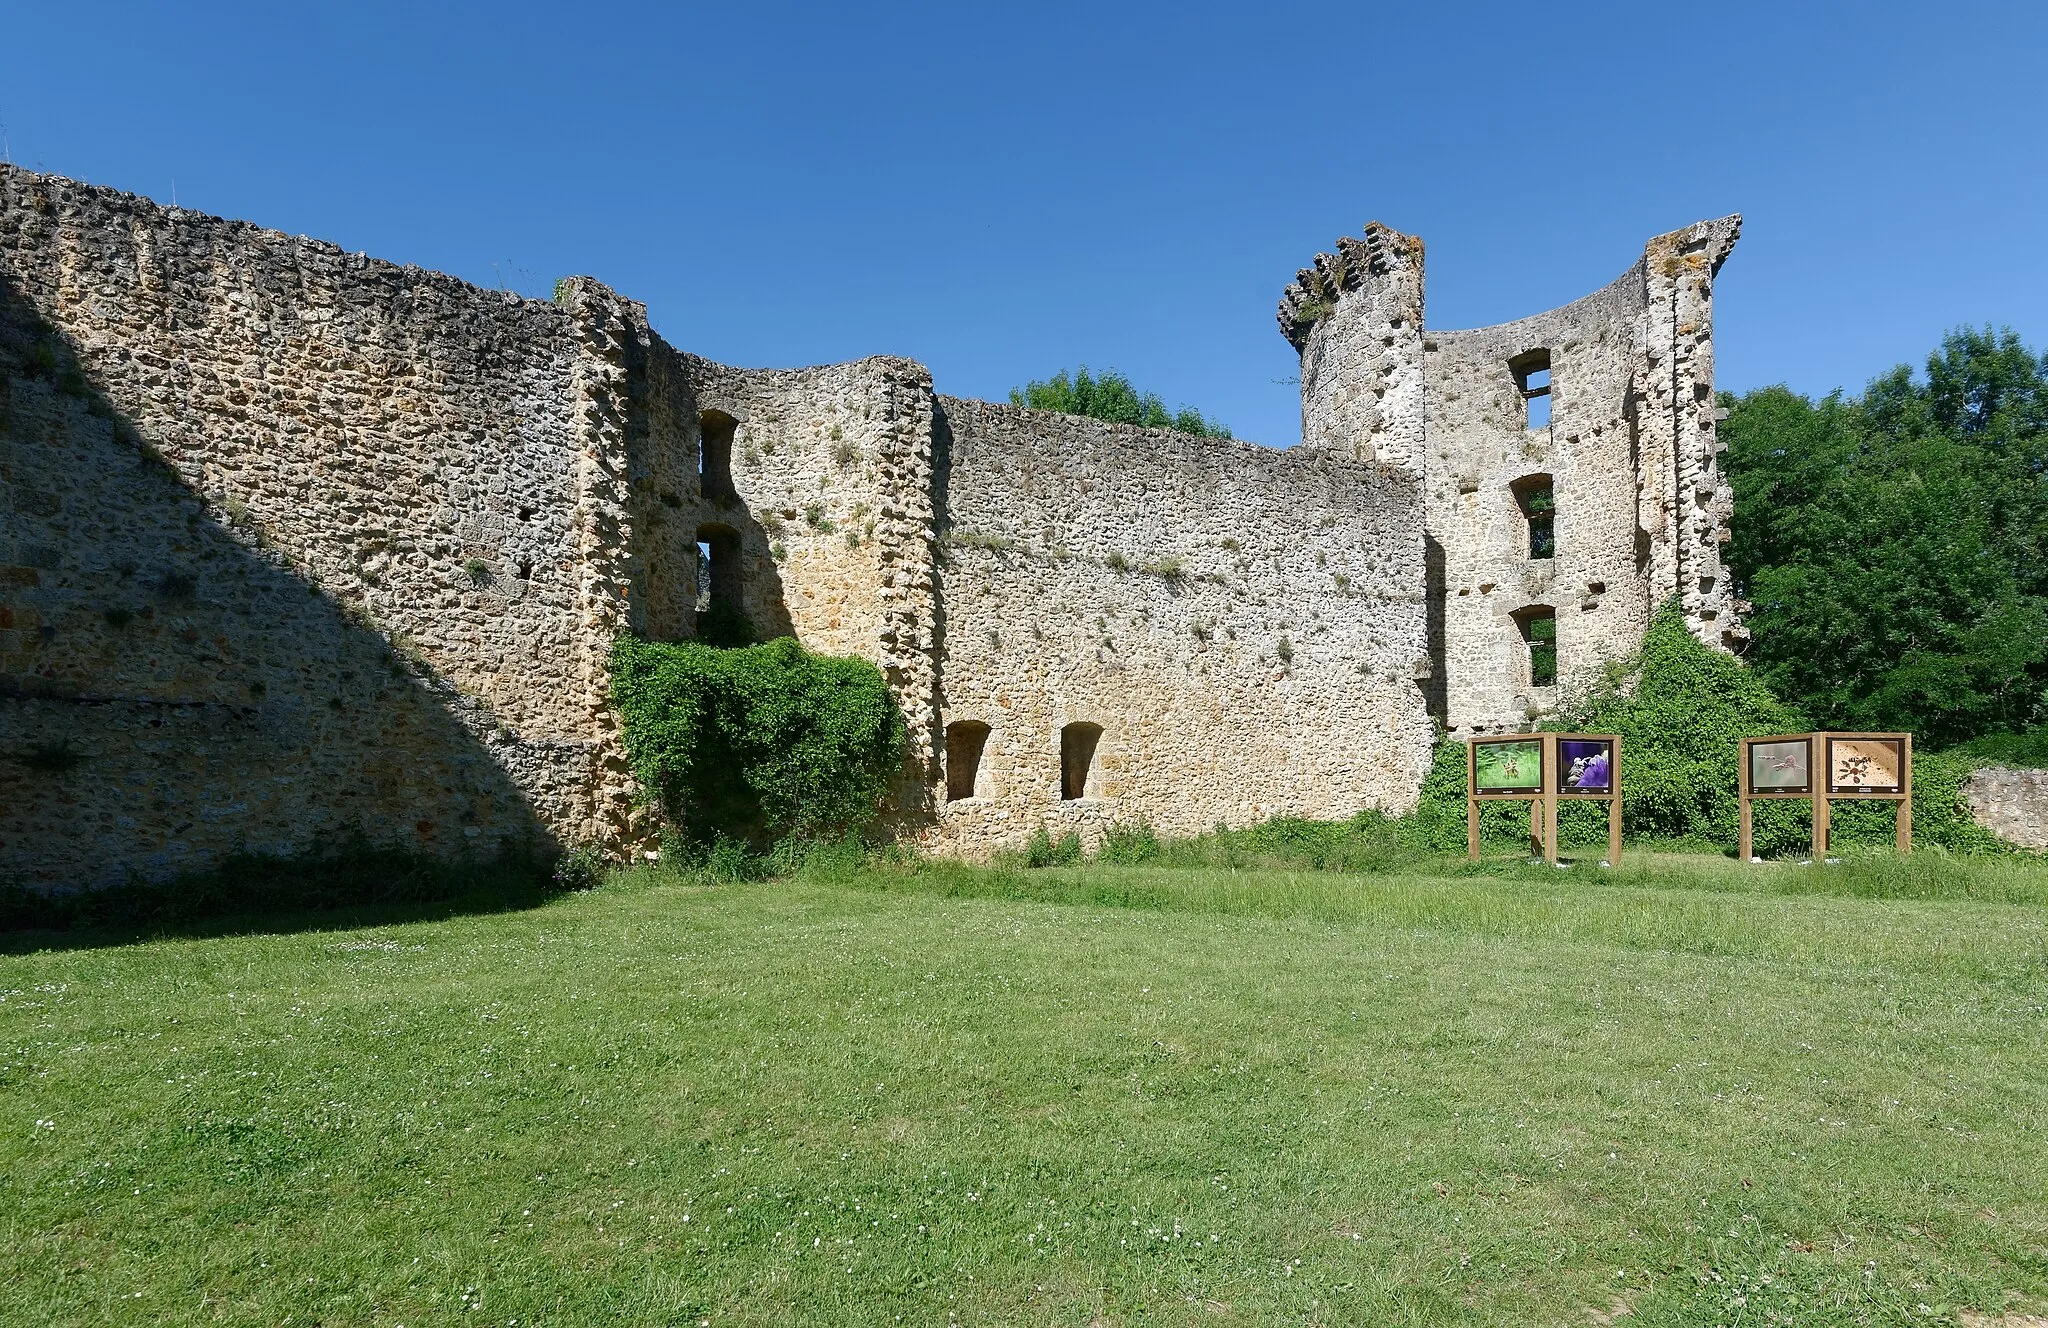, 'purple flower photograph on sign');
1559,739,1613,794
